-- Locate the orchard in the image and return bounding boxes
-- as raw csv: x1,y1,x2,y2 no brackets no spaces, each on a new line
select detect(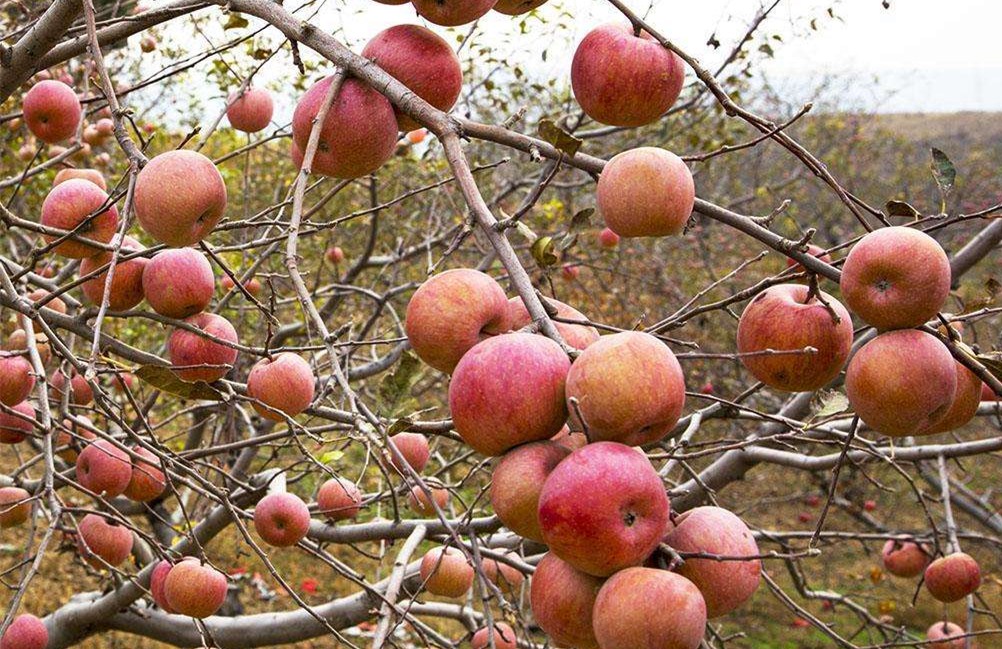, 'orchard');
0,1,1000,649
